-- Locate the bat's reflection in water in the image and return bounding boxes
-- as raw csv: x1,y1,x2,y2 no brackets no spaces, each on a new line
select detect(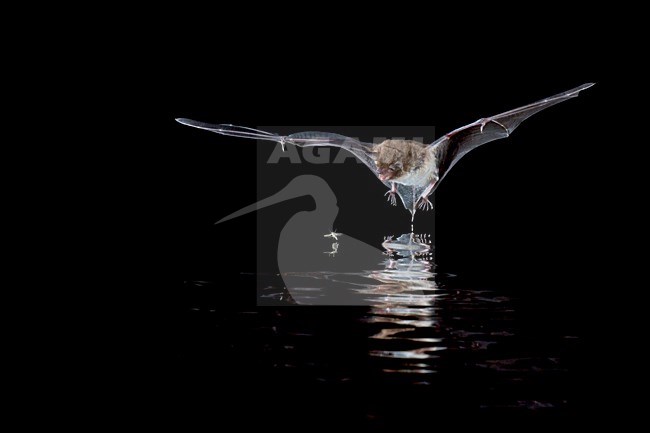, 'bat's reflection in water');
276,232,447,363
365,234,447,364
